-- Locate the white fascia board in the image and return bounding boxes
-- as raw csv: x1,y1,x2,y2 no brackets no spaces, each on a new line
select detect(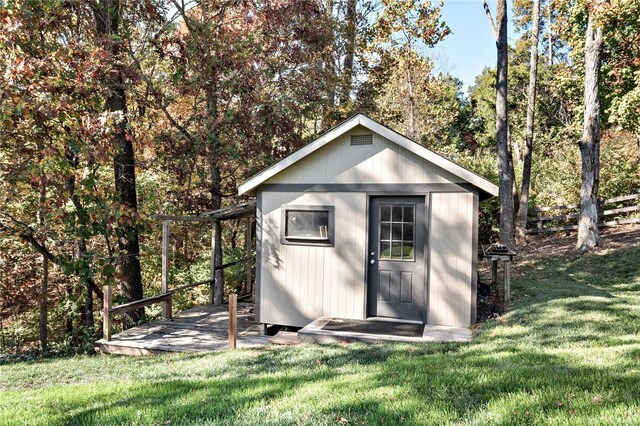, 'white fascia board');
357,115,499,197
238,116,362,195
